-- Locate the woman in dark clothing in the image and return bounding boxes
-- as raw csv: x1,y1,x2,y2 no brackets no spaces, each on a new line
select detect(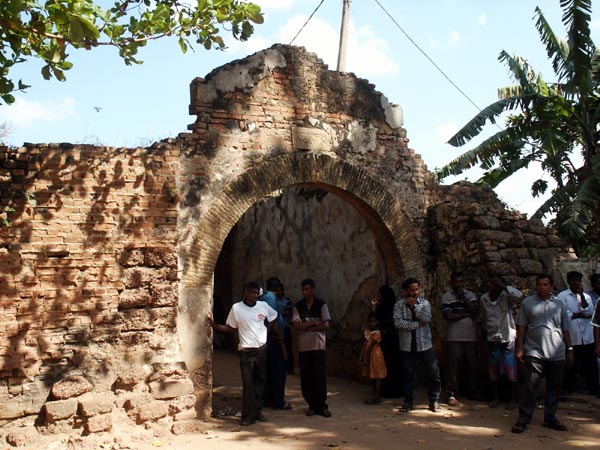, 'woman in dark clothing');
374,285,404,398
